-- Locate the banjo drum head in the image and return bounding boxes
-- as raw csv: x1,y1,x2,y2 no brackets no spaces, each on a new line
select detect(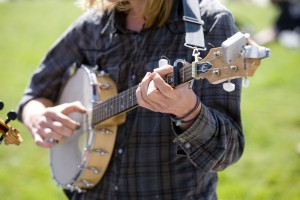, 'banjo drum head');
49,66,95,190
